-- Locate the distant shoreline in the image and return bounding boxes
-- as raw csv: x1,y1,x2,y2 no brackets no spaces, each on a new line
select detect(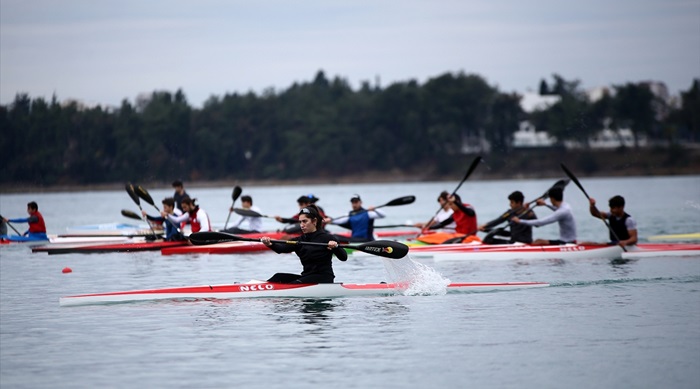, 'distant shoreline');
2,147,698,194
